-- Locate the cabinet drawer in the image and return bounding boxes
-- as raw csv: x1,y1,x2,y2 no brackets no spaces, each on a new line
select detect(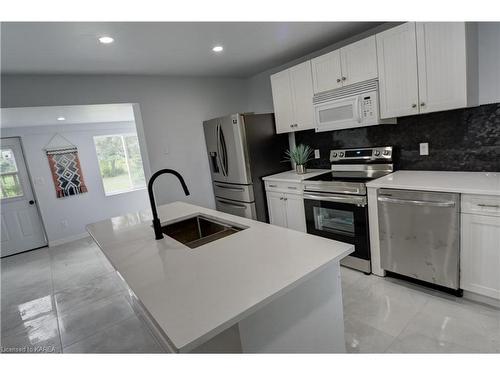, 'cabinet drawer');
265,180,302,194
462,194,500,217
